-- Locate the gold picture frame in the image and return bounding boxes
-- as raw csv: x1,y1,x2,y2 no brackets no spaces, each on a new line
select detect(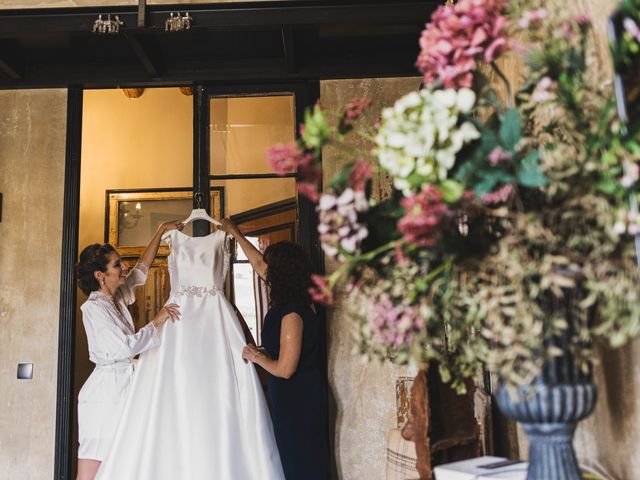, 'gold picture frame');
105,188,223,327
106,188,223,258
